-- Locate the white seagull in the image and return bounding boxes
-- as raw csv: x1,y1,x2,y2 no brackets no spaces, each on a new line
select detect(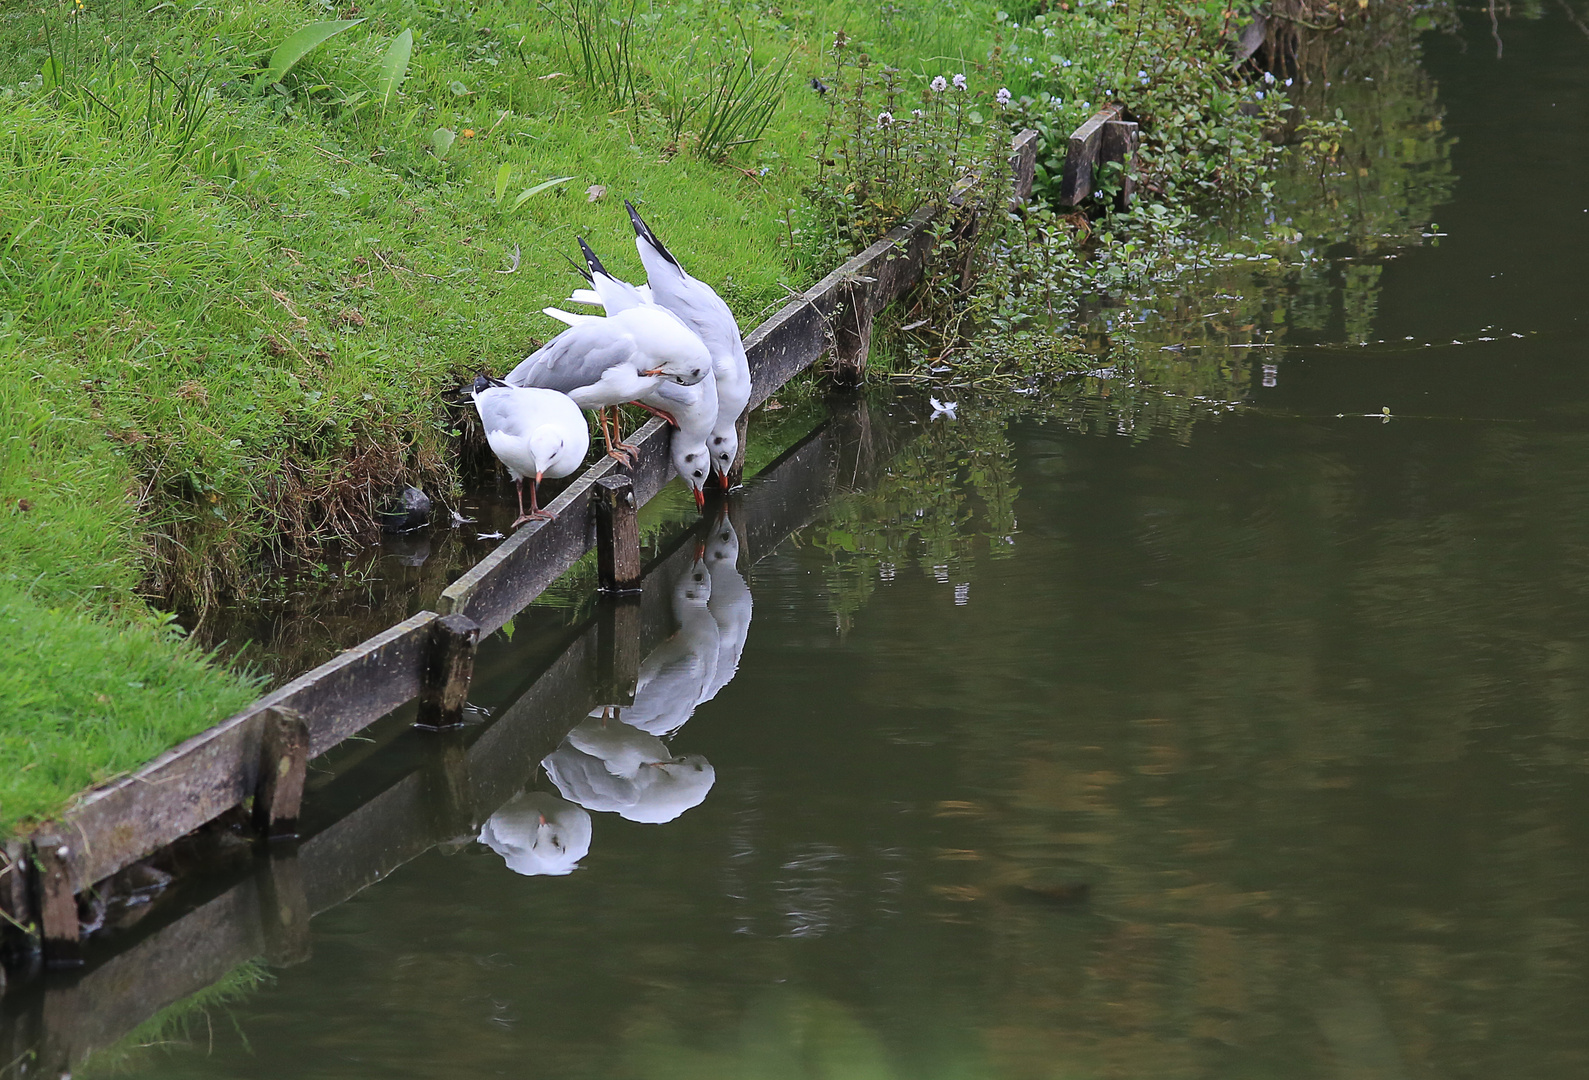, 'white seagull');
478,791,592,877
469,375,590,527
626,202,752,486
504,303,710,463
552,238,725,510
